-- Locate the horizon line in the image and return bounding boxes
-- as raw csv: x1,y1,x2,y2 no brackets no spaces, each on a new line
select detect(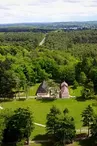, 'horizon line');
0,20,97,25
